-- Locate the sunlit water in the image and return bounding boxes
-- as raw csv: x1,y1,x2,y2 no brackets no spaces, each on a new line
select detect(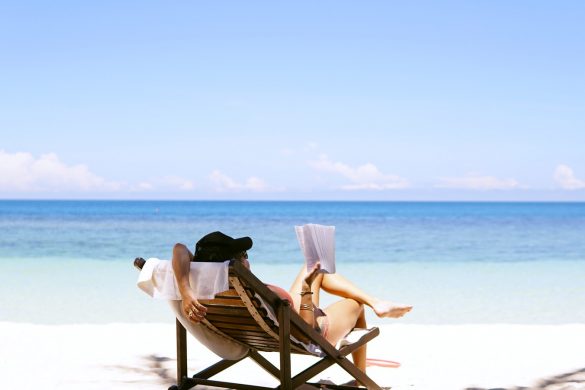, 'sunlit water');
1,201,584,324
